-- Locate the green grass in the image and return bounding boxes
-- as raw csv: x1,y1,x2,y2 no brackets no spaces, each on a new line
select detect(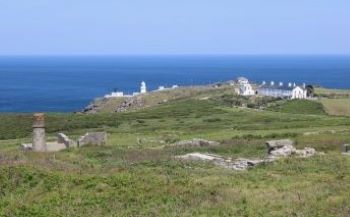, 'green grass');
321,98,350,117
1,98,350,216
267,100,326,115
315,87,350,98
1,152,350,217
